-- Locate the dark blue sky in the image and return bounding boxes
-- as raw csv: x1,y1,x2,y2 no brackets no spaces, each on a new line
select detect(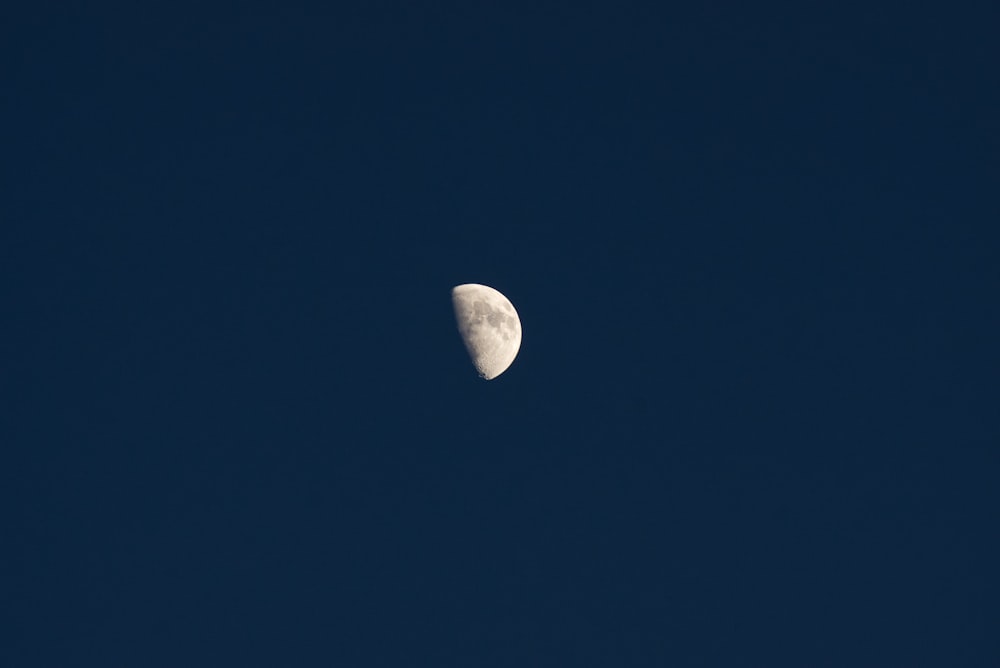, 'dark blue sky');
5,2,998,666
